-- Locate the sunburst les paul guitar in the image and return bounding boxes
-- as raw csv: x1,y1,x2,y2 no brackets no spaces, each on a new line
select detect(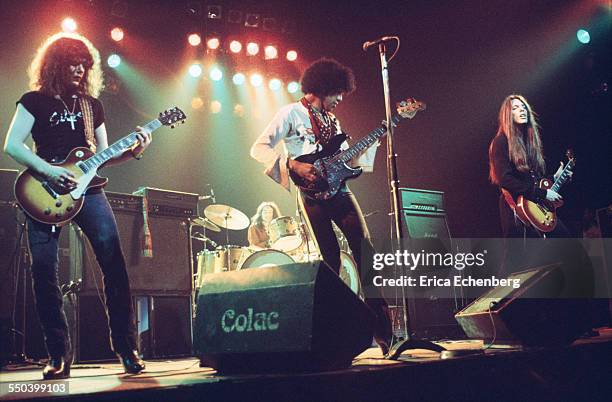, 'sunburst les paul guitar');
14,107,186,226
289,98,426,200
510,150,575,233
